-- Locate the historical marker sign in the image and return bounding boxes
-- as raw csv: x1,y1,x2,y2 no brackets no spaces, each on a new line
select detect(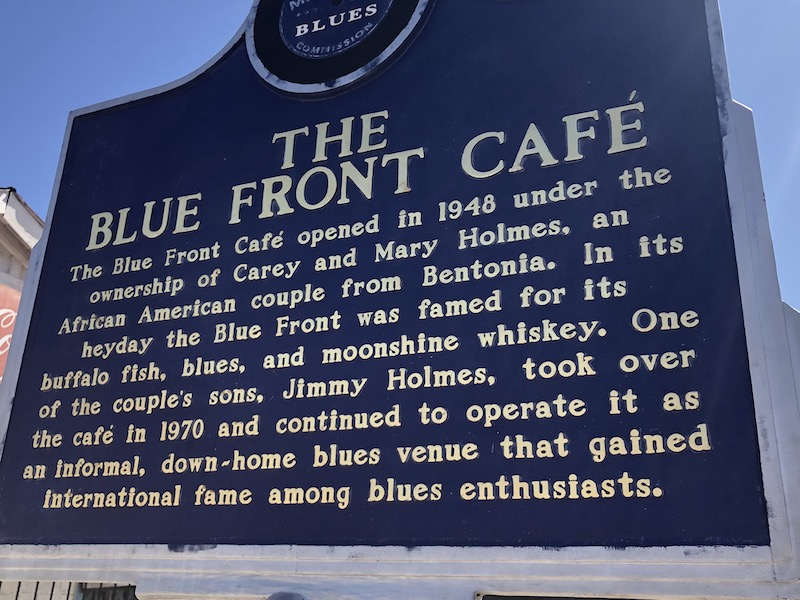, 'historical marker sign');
0,0,770,548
